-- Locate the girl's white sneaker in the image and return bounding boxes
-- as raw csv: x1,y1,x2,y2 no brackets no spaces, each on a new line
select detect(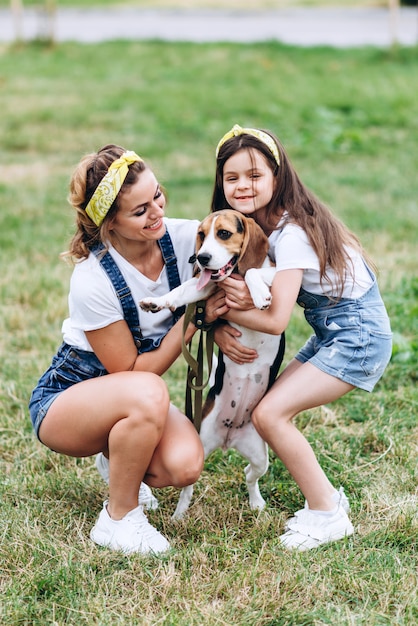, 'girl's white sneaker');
280,506,354,551
284,486,350,531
